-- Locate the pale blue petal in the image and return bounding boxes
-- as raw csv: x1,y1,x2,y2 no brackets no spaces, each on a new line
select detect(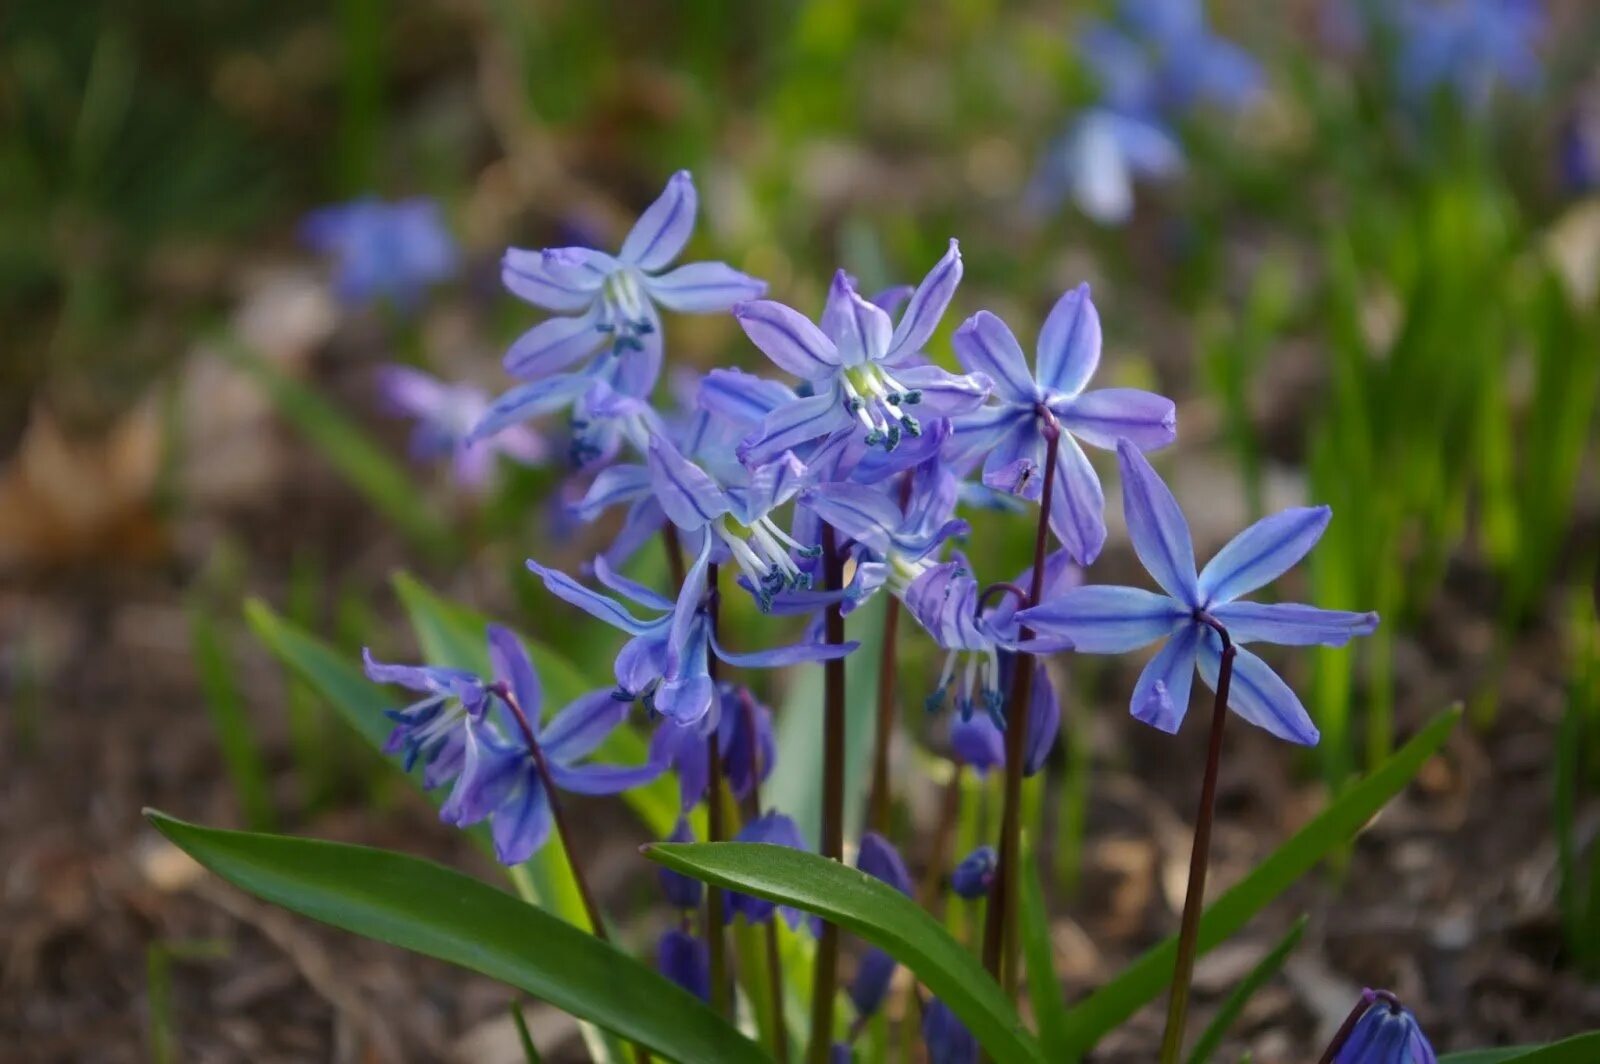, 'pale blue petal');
739,391,848,467
646,435,730,531
619,170,696,271
1129,624,1200,734
527,559,654,634
1197,638,1320,746
492,778,552,865
697,368,796,428
487,625,542,727
606,300,663,397
1016,585,1185,652
469,373,592,443
734,300,840,378
820,271,893,366
591,555,675,612
981,420,1045,500
885,239,963,363
541,688,631,762
891,364,991,417
570,464,651,522
503,307,605,379
644,260,767,312
1209,601,1378,647
1036,282,1101,397
666,537,715,675
1056,388,1176,451
549,760,665,795
1116,439,1198,604
712,631,859,668
655,672,716,726
501,247,610,311
1047,432,1108,566
1197,506,1331,606
951,311,1038,403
